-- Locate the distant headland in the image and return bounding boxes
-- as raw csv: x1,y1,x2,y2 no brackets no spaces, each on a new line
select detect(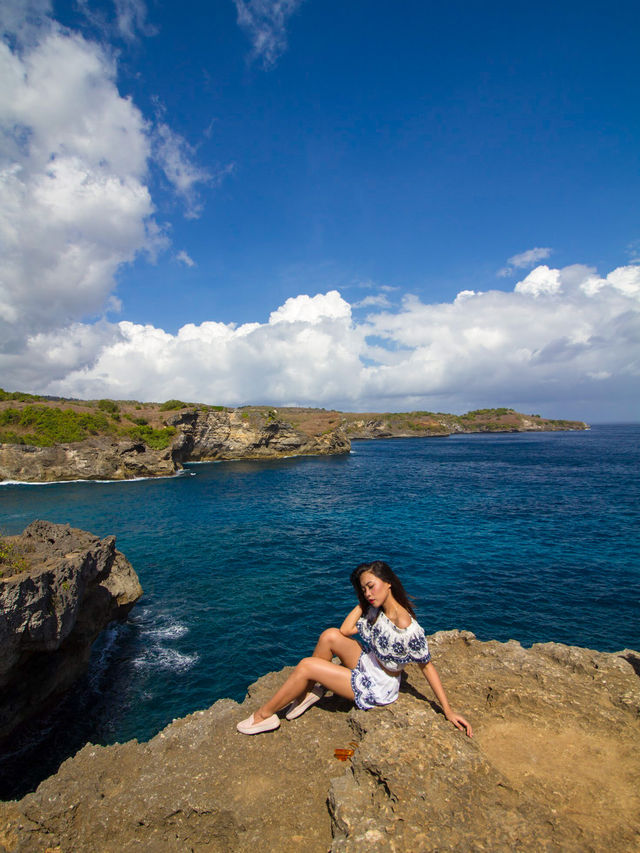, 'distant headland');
0,388,588,483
